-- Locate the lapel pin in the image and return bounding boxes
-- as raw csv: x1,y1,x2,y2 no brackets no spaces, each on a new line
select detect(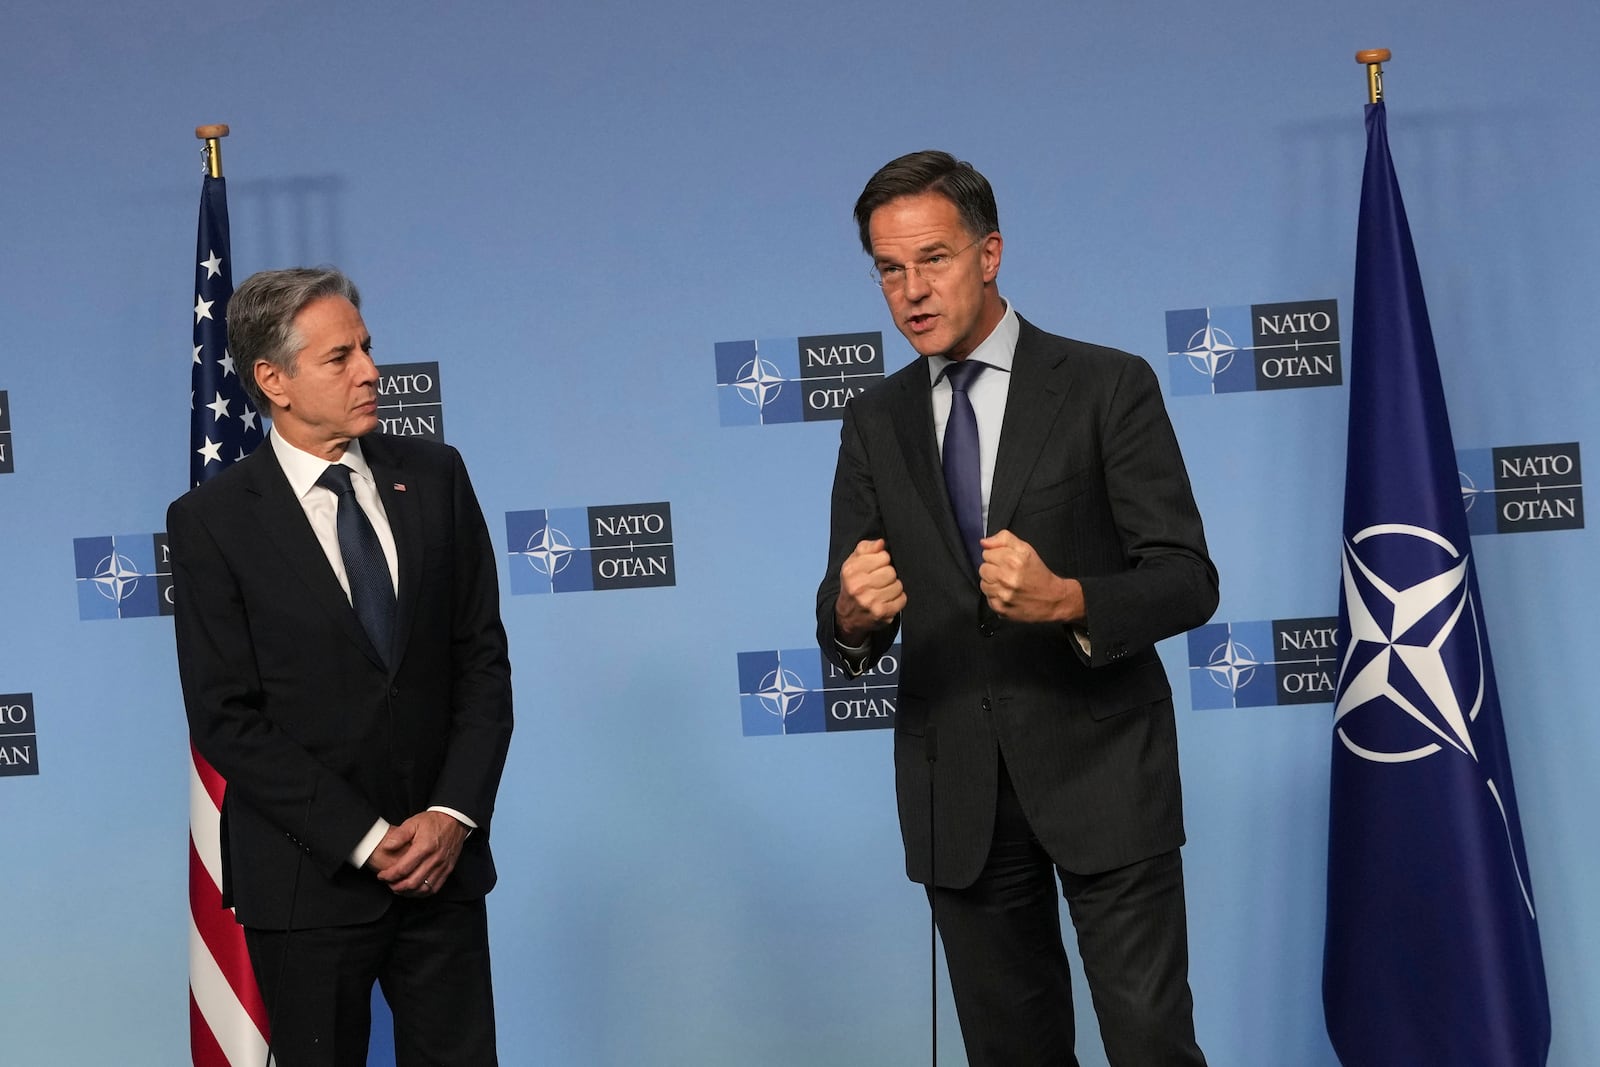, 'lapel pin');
393,483,407,492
